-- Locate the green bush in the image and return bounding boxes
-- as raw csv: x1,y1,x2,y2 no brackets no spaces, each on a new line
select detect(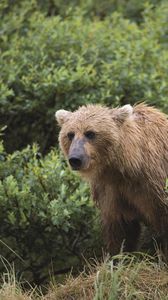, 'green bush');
0,1,168,153
0,0,162,21
0,142,102,285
